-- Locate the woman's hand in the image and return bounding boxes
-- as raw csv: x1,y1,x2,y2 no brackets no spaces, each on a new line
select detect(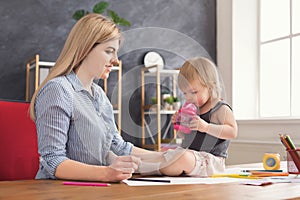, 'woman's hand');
103,166,133,182
106,155,141,182
189,115,209,133
109,155,140,173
